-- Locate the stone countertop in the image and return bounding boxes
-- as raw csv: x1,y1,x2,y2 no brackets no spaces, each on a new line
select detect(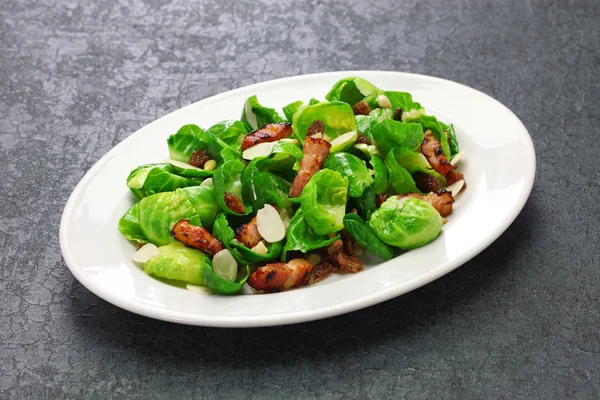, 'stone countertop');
1,0,598,398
